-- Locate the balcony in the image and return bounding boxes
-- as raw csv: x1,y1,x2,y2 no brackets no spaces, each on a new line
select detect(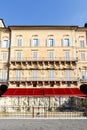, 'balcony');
9,77,78,83
10,57,77,63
